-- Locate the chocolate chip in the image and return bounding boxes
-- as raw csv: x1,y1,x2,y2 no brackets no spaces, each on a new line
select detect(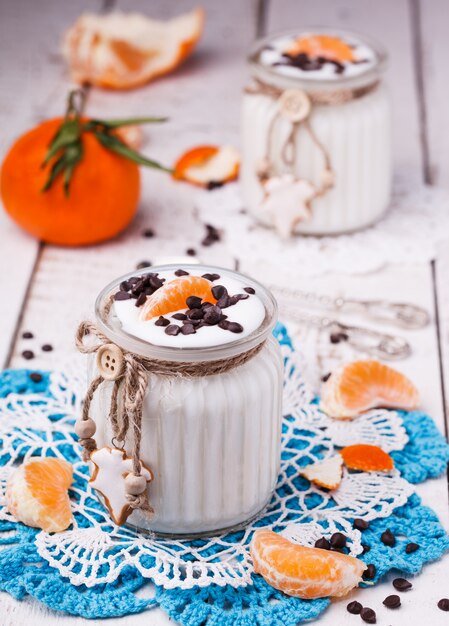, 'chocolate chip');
330,532,346,549
229,294,249,306
218,320,243,333
172,313,187,321
175,269,189,277
202,301,214,309
22,331,34,339
203,305,222,325
114,290,132,301
120,280,131,292
353,518,369,531
155,316,170,327
363,564,376,580
362,544,371,554
346,601,363,615
201,224,221,247
187,308,204,320
186,296,202,309
135,293,147,307
22,350,34,360
216,294,230,308
383,594,401,609
314,537,330,550
360,607,376,624
392,577,412,591
330,331,349,344
381,529,396,547
243,287,255,295
181,323,196,335
405,542,419,554
186,248,196,256
438,599,449,611
30,372,43,383
150,276,164,290
202,273,221,281
211,285,227,300
142,228,155,238
206,180,224,190
42,344,53,352
136,260,152,269
321,372,331,382
165,324,180,336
